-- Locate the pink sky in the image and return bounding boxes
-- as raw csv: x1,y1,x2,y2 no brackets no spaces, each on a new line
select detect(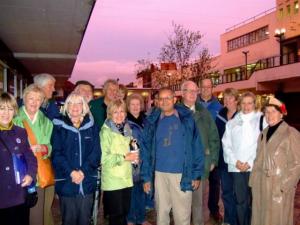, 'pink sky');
71,0,275,87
